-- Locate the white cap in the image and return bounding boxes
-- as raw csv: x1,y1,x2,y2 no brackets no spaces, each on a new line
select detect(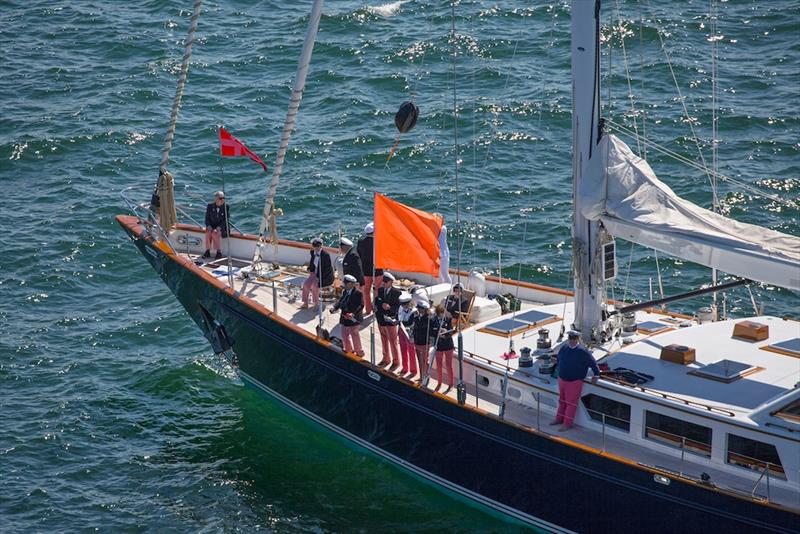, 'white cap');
364,222,374,234
567,330,580,339
340,237,353,247
416,300,430,309
382,272,395,281
214,190,225,199
343,274,357,283
399,292,412,303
